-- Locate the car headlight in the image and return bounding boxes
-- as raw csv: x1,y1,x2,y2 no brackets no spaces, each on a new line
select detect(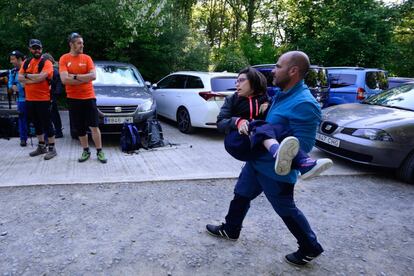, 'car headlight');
351,128,393,141
138,100,153,112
